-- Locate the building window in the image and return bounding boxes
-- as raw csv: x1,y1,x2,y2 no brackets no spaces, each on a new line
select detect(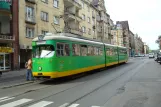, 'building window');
26,27,34,38
54,16,59,25
41,0,48,3
26,6,35,22
41,11,48,21
92,18,95,25
82,26,86,33
87,17,90,23
53,0,59,8
88,28,91,35
87,6,90,12
82,14,85,20
41,30,48,35
82,2,84,8
72,44,80,56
